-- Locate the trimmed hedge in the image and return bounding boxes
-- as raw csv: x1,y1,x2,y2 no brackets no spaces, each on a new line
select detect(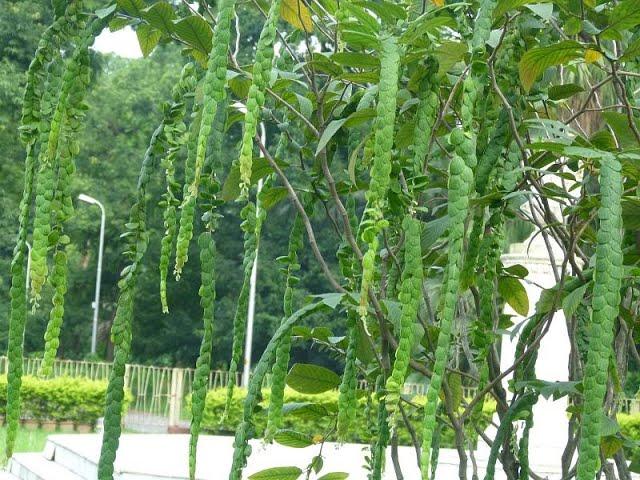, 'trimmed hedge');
0,375,129,424
191,388,495,448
